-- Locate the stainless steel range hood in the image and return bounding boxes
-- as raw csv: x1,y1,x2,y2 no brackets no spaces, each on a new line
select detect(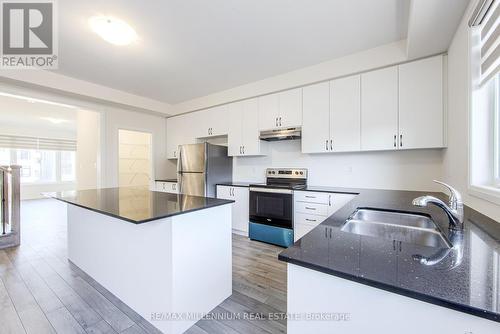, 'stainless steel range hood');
259,127,301,141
